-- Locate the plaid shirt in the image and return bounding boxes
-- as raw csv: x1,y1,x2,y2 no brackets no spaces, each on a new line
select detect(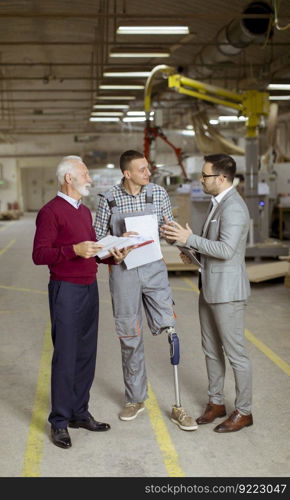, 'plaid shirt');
94,180,174,240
